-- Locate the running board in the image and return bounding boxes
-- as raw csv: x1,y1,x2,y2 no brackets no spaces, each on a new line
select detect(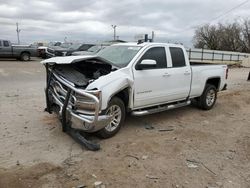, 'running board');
131,100,191,116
